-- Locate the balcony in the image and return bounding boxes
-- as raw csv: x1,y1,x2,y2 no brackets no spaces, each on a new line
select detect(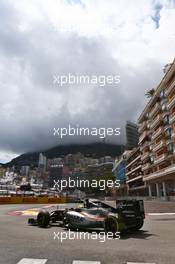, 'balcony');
152,127,162,140
143,164,175,182
141,152,150,161
140,141,149,151
142,163,151,171
126,165,142,176
126,175,143,184
166,133,174,145
167,94,175,109
150,114,161,129
153,140,165,152
126,155,141,169
165,79,175,96
169,112,175,123
138,121,147,133
139,131,147,144
150,103,160,117
154,154,167,164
